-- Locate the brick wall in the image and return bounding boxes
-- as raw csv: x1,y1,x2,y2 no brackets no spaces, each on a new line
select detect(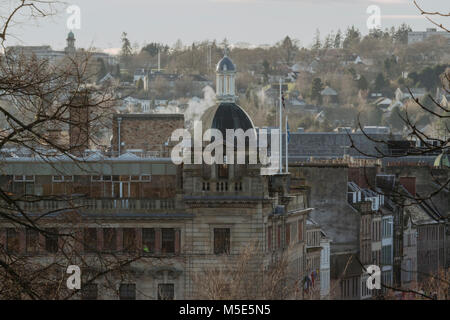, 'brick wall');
111,114,184,152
